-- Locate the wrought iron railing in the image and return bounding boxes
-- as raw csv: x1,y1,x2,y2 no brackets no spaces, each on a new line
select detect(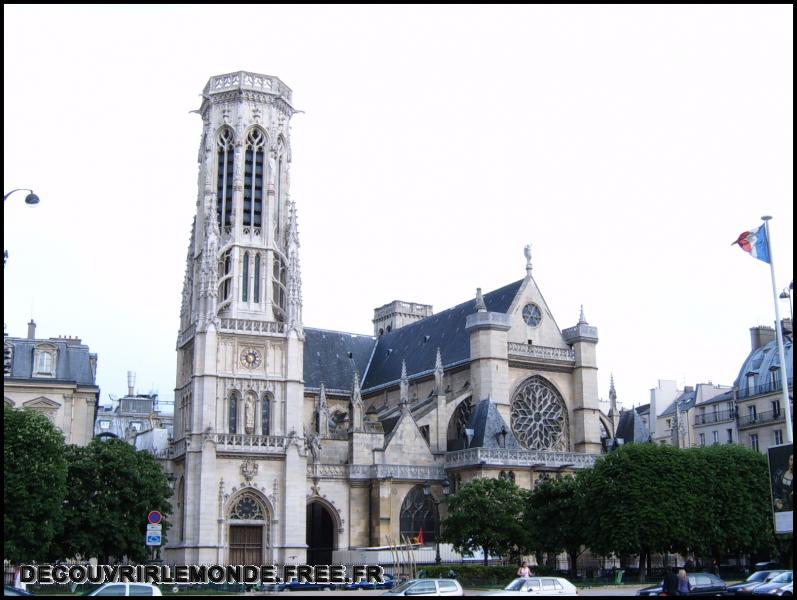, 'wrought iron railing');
737,407,792,429
736,377,793,400
694,409,735,426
